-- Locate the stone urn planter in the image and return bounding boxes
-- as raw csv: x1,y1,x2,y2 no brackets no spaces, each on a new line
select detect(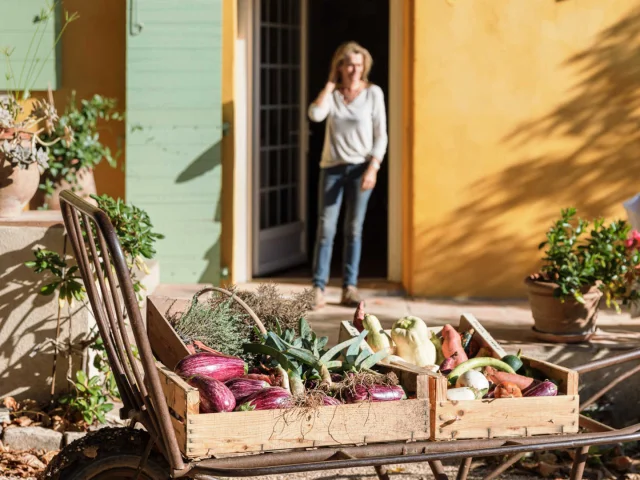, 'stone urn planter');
0,131,41,218
525,274,603,343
